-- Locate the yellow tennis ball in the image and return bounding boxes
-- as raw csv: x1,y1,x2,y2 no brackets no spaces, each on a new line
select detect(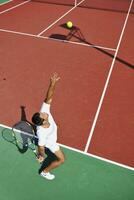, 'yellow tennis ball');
67,21,73,28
